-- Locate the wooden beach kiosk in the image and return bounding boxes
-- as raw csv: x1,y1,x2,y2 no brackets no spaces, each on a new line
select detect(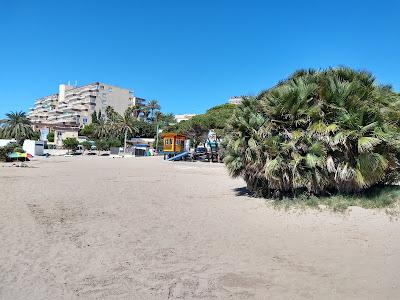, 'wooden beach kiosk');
161,133,186,160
